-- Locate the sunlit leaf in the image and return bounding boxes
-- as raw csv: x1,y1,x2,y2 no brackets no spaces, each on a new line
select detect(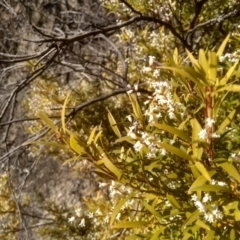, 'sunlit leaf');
112,221,149,228
153,123,191,142
38,112,57,132
110,195,132,225
219,61,239,86
158,142,194,162
216,84,240,92
102,155,122,180
208,51,218,84
216,33,230,57
199,49,208,74
218,109,236,134
107,109,122,138
61,92,71,133
190,184,231,192
196,219,210,230
182,210,199,229
195,162,211,182
70,135,85,155
87,126,98,145
143,201,162,219
218,162,240,183
190,118,202,159
167,194,181,209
